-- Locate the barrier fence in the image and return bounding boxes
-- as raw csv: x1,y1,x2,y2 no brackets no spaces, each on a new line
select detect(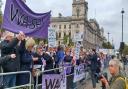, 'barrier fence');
0,63,90,89
0,71,32,89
